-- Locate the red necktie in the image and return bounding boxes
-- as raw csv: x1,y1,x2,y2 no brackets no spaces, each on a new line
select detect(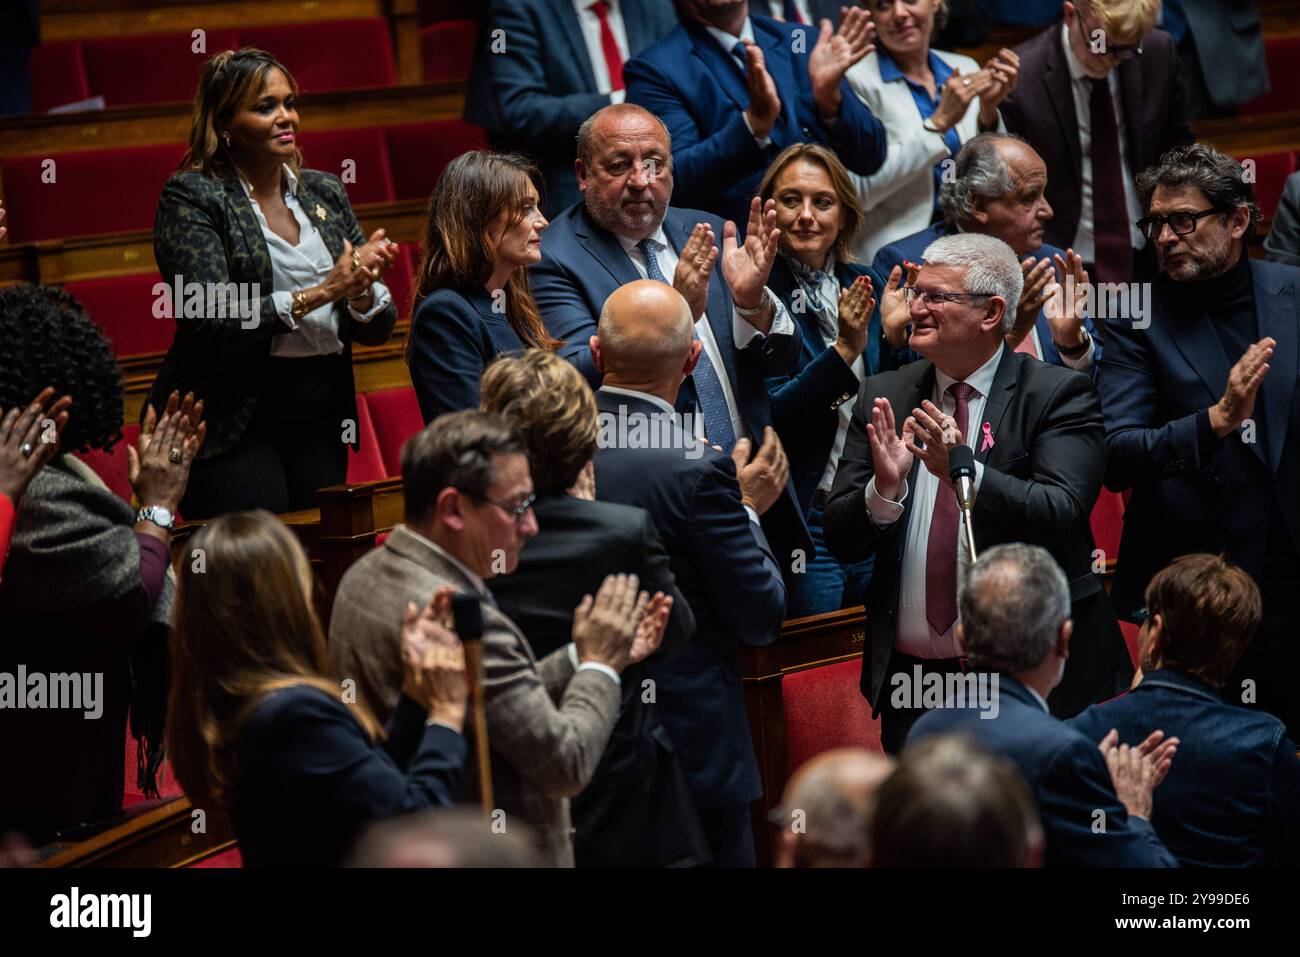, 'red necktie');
925,382,973,637
1088,76,1132,284
589,1,625,93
